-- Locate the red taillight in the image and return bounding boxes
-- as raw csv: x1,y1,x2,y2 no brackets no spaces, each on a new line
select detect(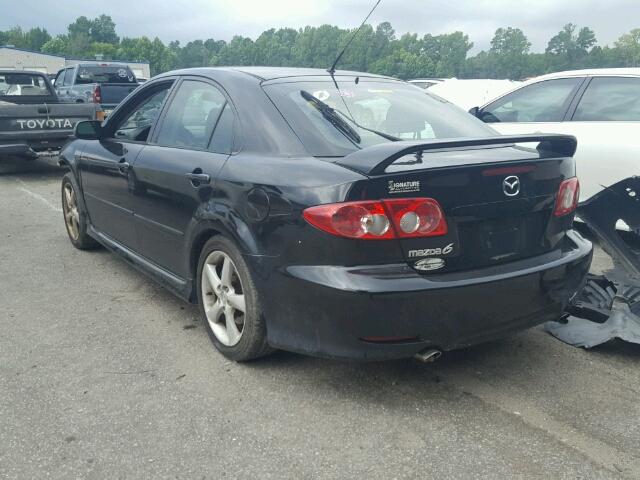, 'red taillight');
303,198,447,240
383,198,448,238
91,85,102,103
302,201,393,239
554,177,580,217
